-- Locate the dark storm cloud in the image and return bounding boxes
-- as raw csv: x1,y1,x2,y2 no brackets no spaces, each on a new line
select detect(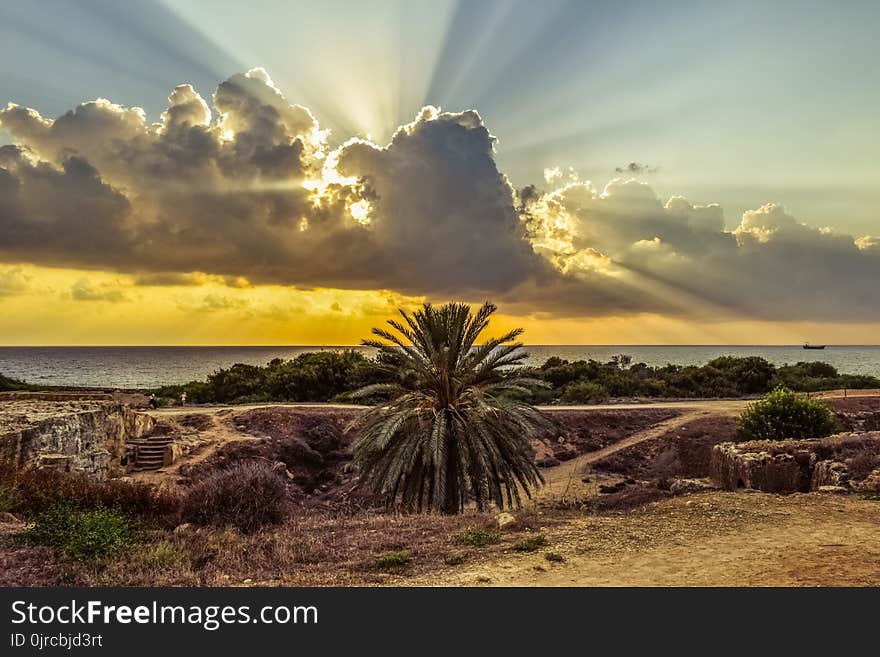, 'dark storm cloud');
1,70,879,321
